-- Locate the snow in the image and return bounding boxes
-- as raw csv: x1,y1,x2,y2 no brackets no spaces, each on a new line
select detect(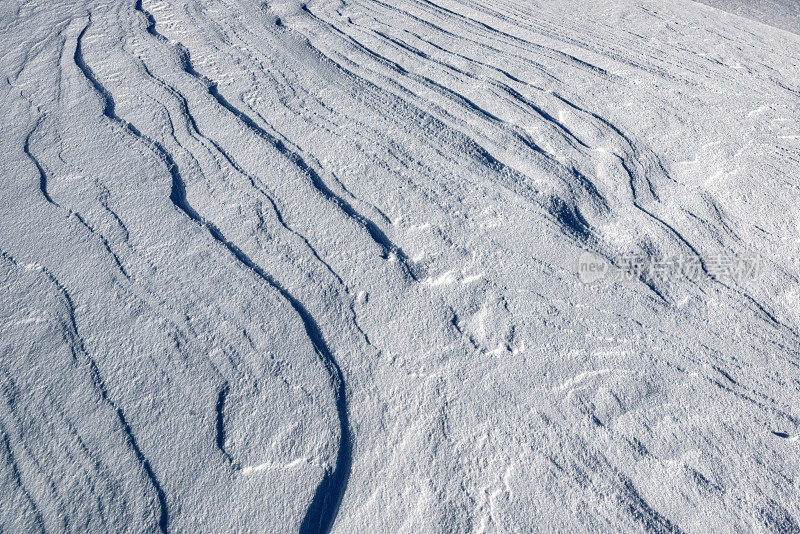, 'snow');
691,0,800,35
1,0,799,532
